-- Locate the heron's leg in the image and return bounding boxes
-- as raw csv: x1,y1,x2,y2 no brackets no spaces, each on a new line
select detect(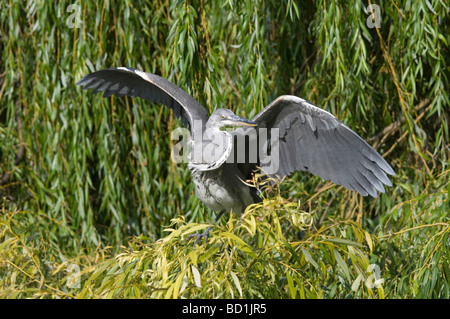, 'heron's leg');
188,210,225,245
234,215,245,230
